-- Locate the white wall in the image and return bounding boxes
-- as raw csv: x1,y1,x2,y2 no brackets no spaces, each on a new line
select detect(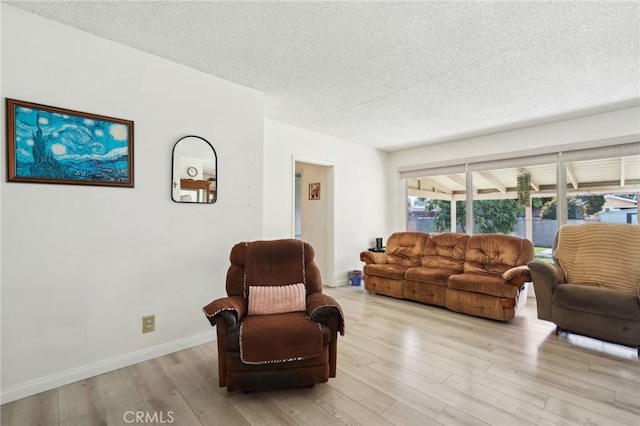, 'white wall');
263,119,388,286
1,6,264,402
387,107,640,229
